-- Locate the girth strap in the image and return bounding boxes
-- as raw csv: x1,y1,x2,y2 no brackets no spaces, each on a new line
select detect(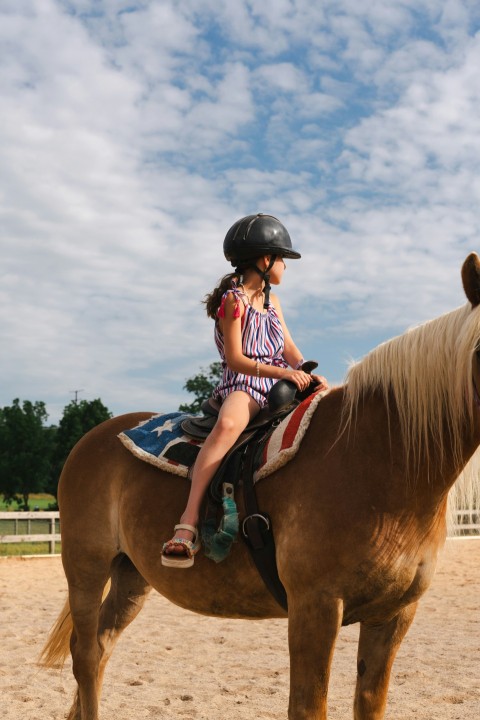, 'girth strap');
241,442,288,612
